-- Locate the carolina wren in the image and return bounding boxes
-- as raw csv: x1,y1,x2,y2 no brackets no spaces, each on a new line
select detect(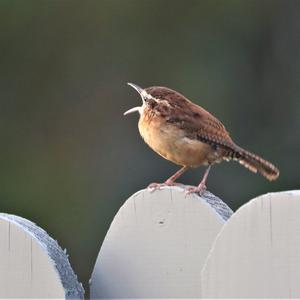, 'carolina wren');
124,83,279,194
